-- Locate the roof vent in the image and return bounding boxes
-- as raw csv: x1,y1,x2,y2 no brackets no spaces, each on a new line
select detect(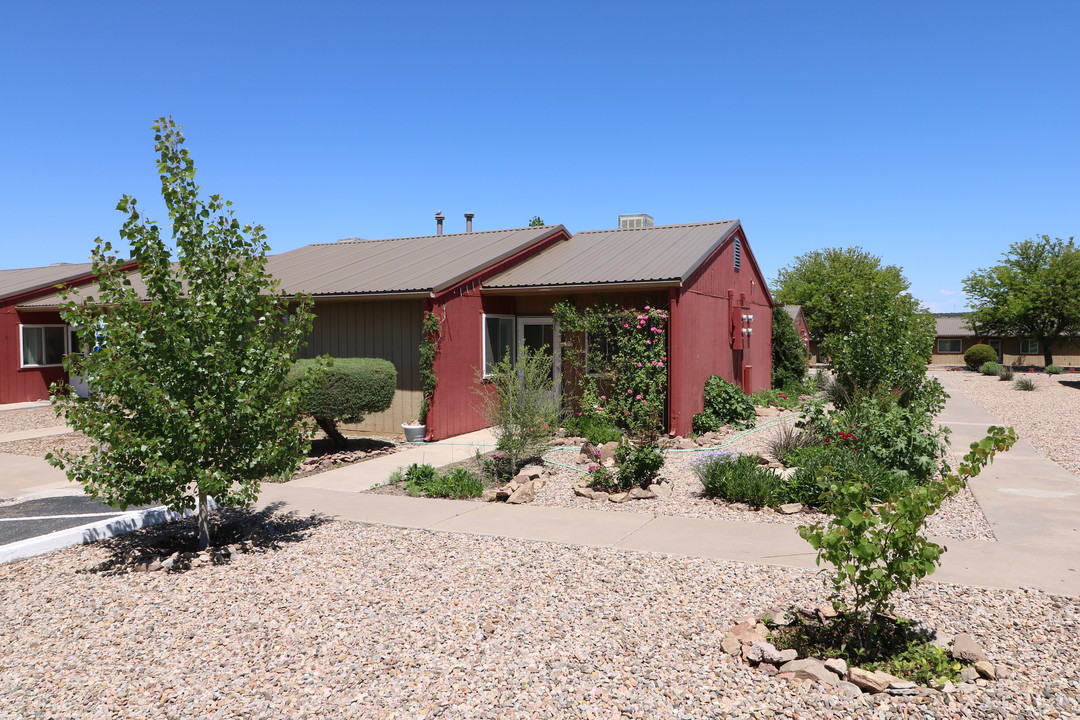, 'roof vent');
618,214,654,229
733,236,742,270
465,212,475,233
